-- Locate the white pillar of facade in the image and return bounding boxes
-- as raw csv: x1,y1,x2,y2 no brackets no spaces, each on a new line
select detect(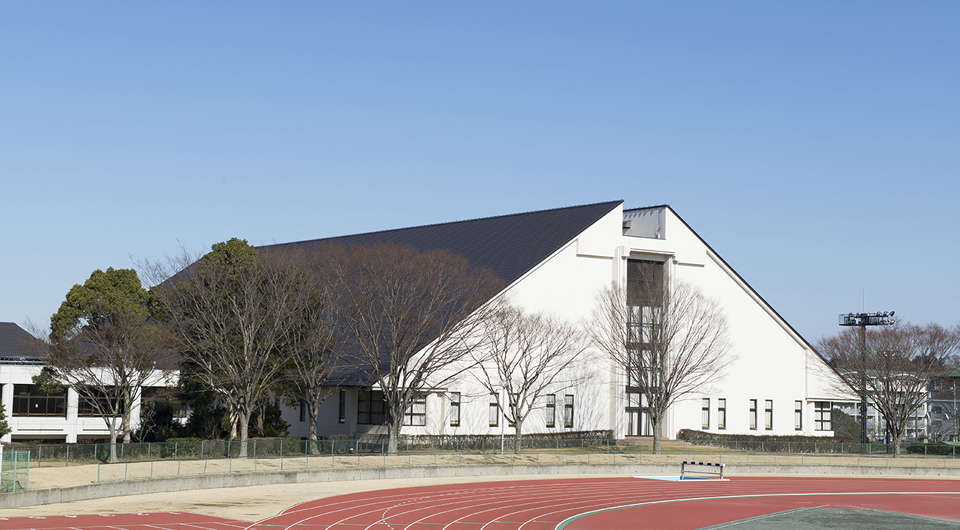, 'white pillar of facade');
65,387,79,443
1,382,13,443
